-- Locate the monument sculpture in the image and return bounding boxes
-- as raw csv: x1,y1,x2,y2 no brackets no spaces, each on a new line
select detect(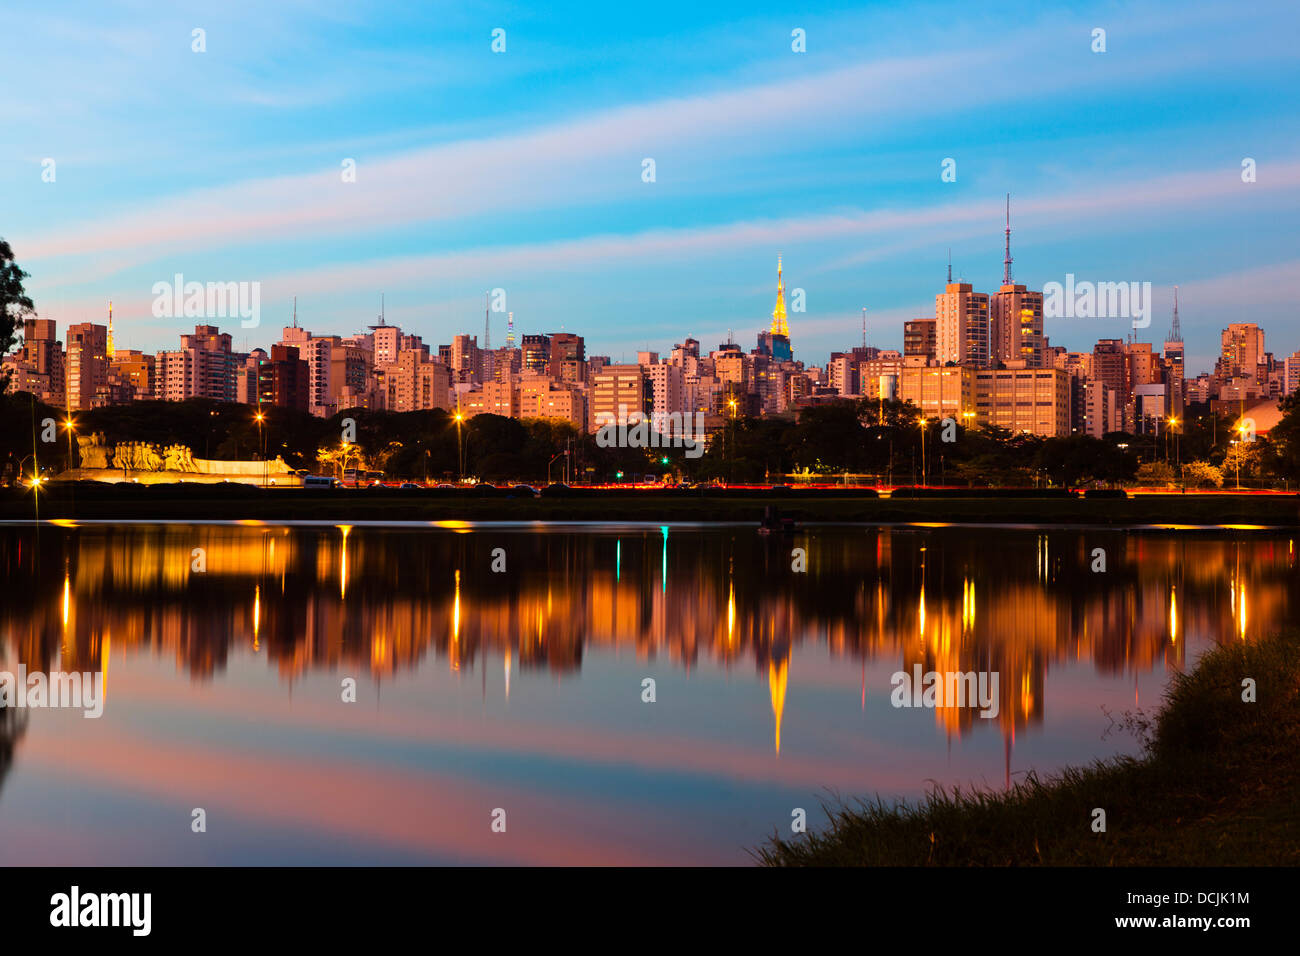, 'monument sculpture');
62,435,294,485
